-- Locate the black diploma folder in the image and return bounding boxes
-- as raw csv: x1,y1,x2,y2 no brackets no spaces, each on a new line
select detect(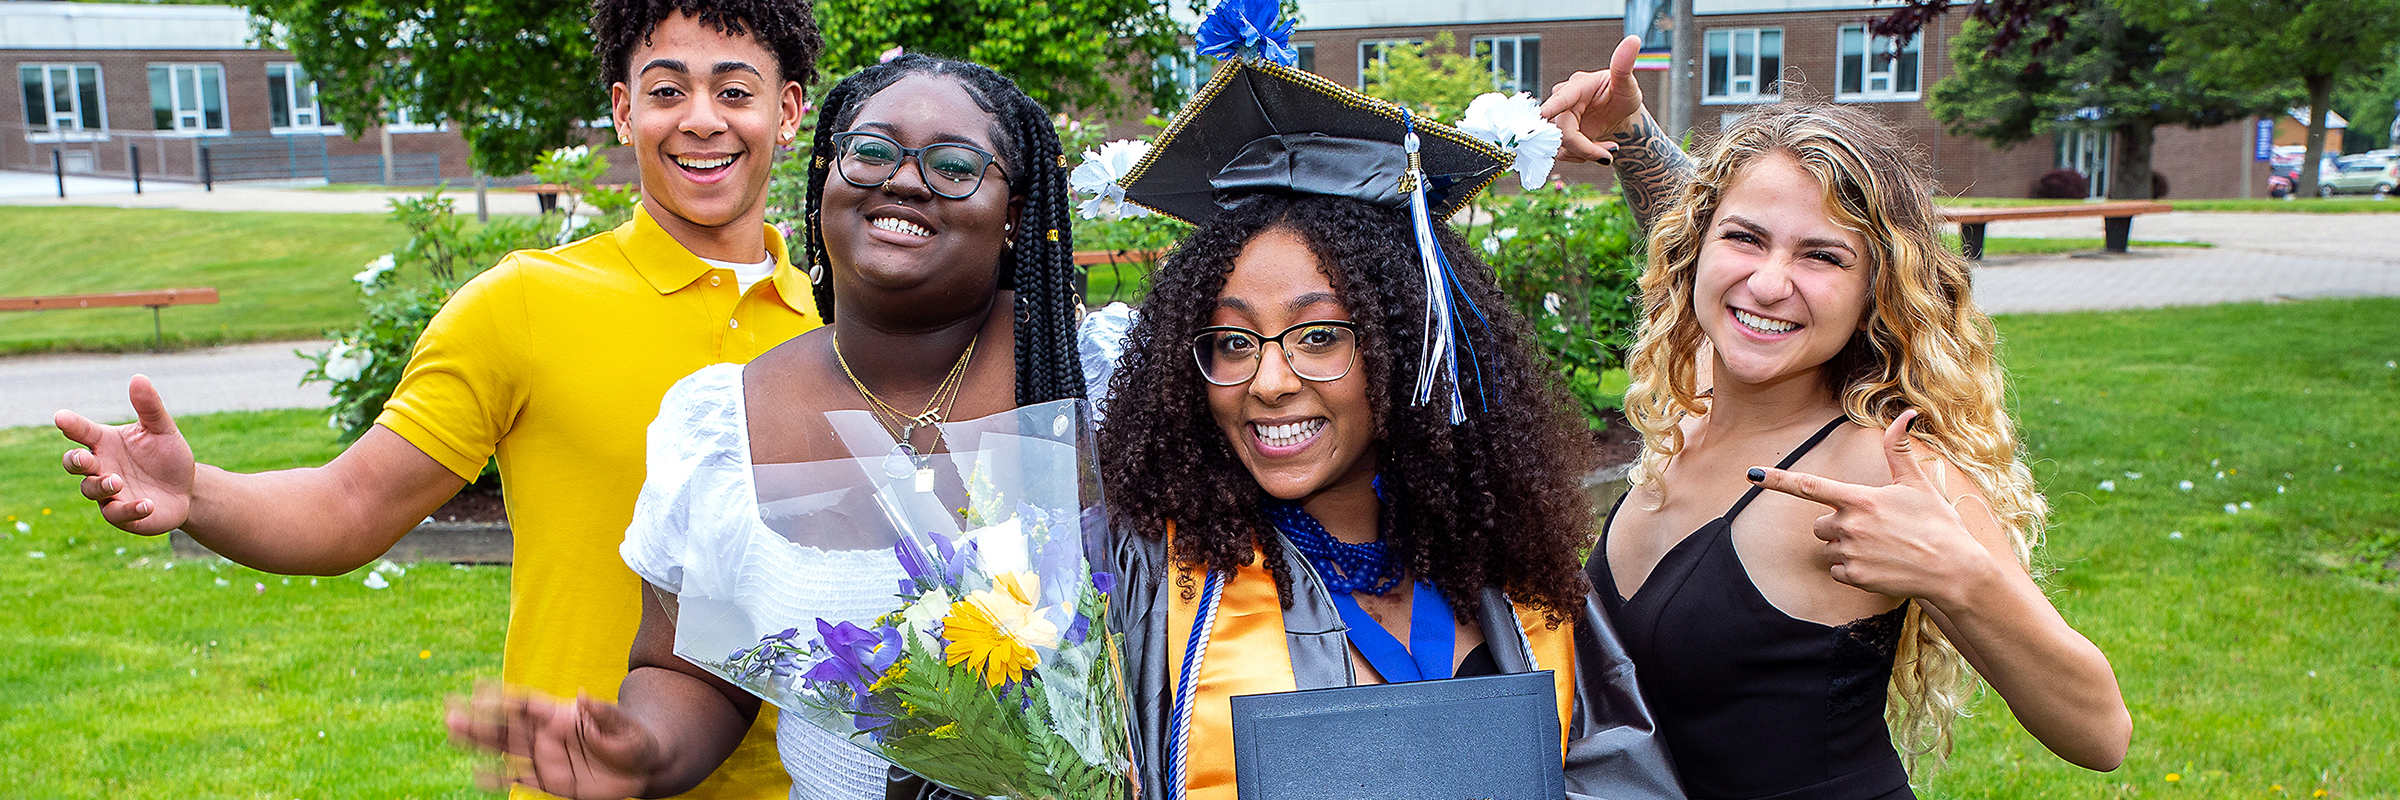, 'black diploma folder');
1229,671,1563,800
